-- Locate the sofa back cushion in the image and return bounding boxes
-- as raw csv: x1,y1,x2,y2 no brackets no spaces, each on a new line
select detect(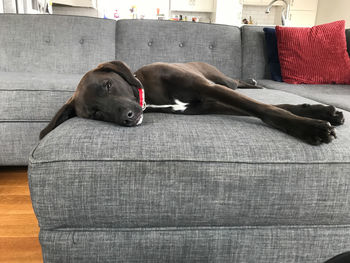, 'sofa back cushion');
115,19,242,78
346,29,350,55
0,14,116,74
263,27,282,82
241,26,272,80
